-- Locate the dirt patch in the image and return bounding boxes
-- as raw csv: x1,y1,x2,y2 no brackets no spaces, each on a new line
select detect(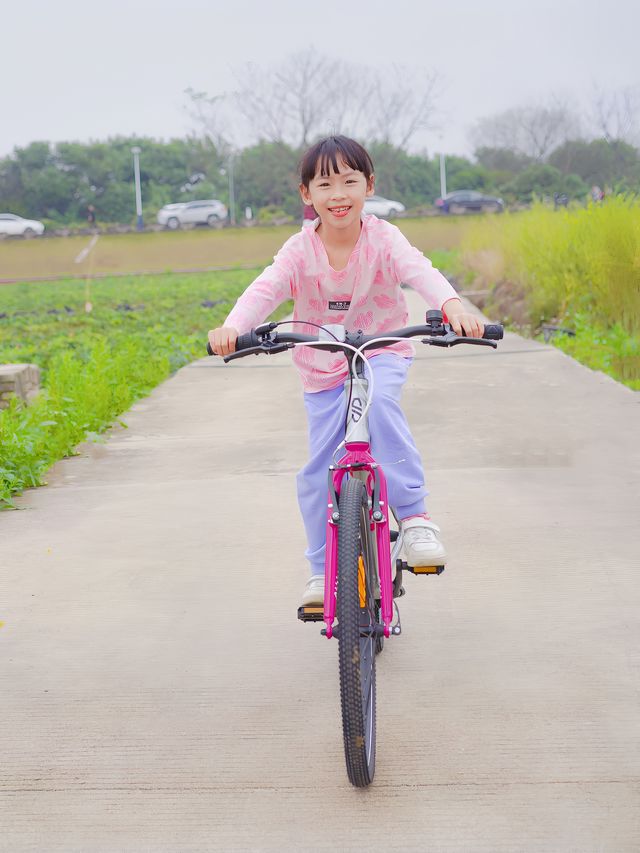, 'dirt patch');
472,278,532,330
